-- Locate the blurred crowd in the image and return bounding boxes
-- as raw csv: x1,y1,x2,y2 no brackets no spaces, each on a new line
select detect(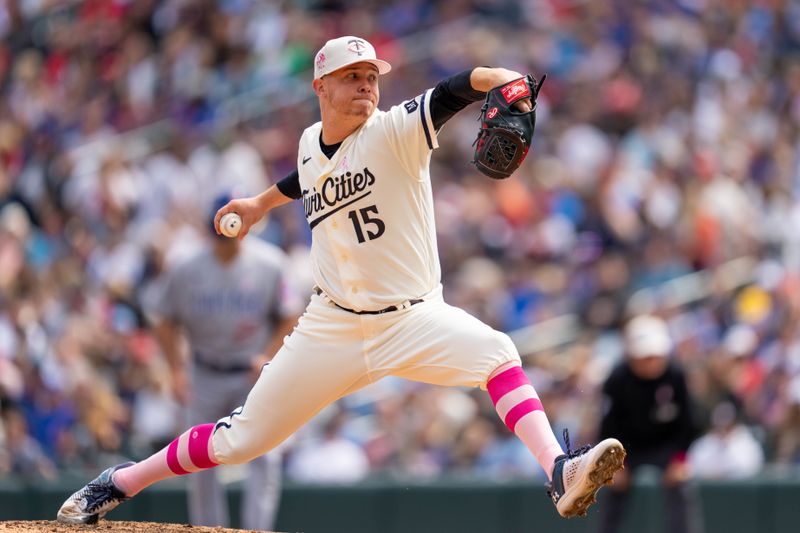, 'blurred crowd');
2,0,800,485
